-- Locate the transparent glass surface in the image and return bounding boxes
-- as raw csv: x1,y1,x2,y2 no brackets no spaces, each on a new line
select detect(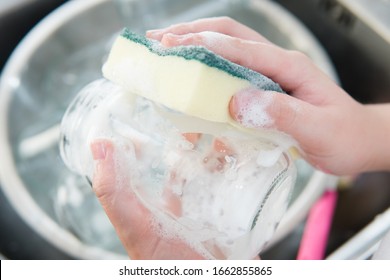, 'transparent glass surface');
60,79,297,259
